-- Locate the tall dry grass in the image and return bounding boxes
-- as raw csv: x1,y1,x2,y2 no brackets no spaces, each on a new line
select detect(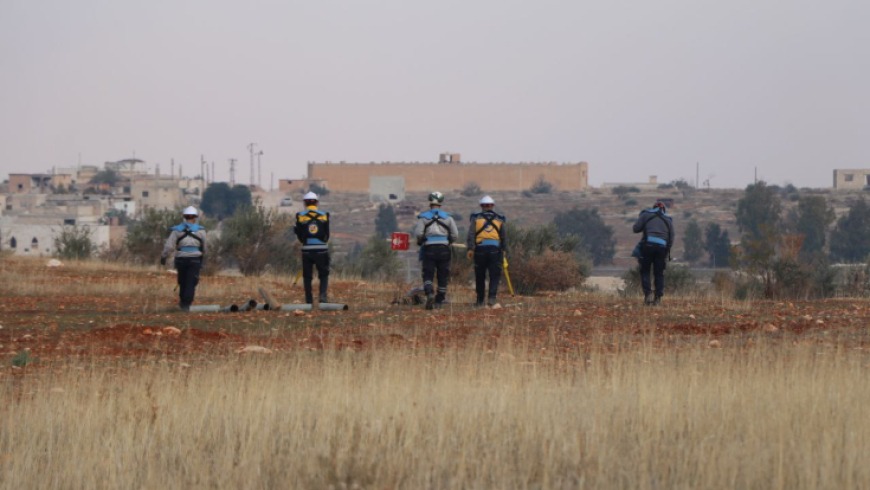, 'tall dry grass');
3,340,869,489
